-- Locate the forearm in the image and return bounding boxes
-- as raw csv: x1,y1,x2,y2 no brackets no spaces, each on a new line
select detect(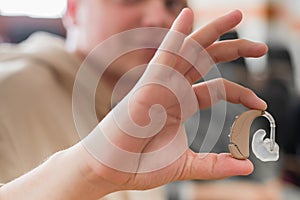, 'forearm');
0,143,117,200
